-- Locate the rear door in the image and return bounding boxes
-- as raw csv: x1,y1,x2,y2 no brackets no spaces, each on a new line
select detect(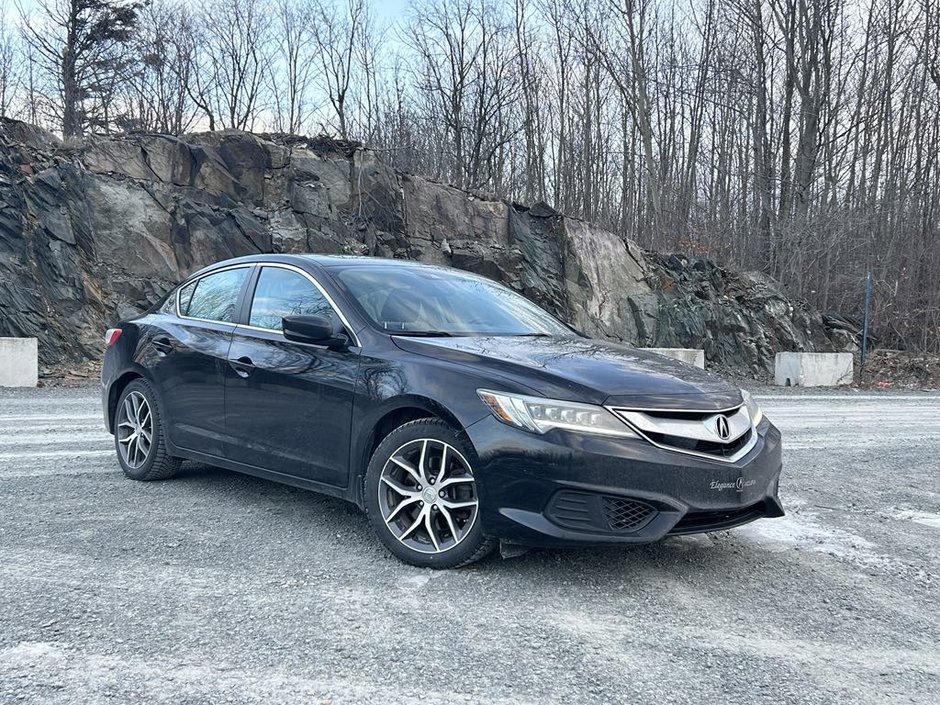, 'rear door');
223,264,360,487
149,265,252,457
